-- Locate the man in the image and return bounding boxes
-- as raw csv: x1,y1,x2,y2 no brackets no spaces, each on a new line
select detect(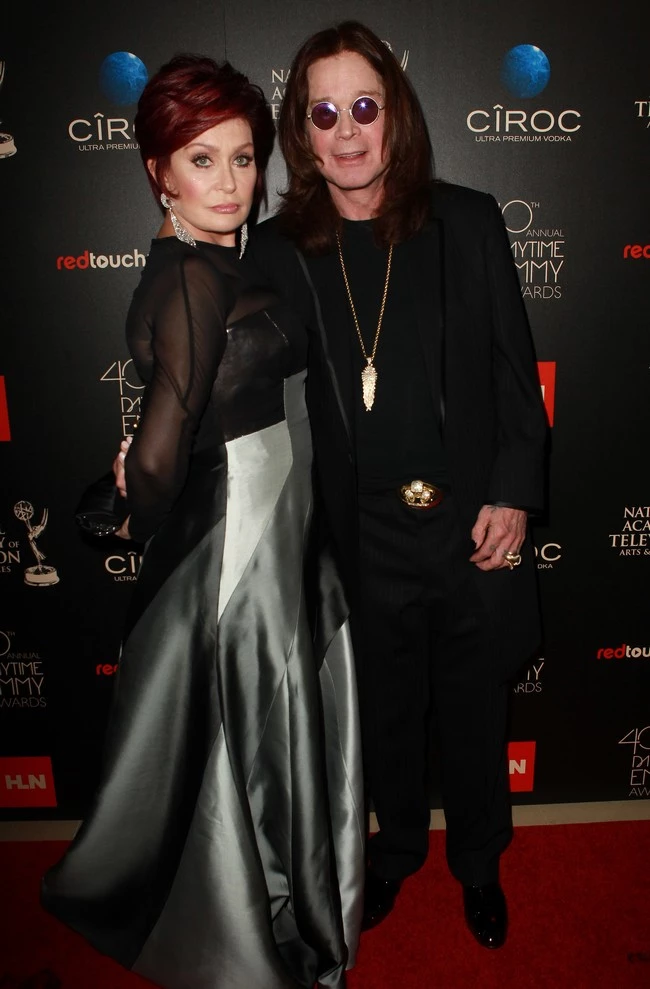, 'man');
249,21,547,949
